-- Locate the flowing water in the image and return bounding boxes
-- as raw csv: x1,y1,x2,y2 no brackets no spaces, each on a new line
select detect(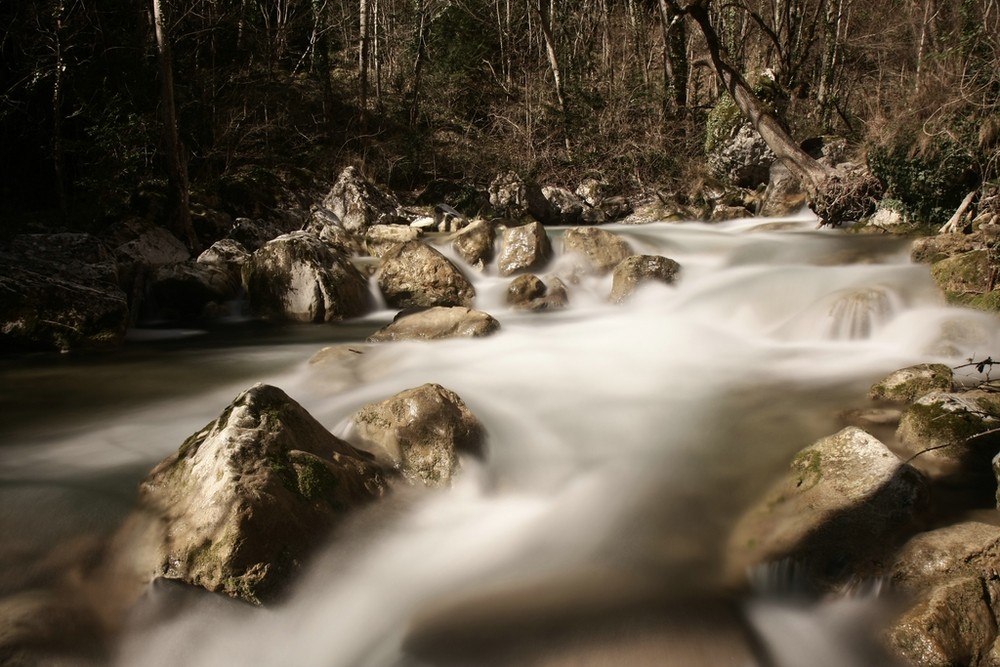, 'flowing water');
2,216,998,666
